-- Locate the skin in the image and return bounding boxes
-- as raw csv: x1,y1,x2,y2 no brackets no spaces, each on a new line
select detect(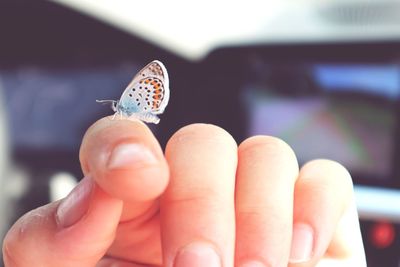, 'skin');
2,117,366,267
